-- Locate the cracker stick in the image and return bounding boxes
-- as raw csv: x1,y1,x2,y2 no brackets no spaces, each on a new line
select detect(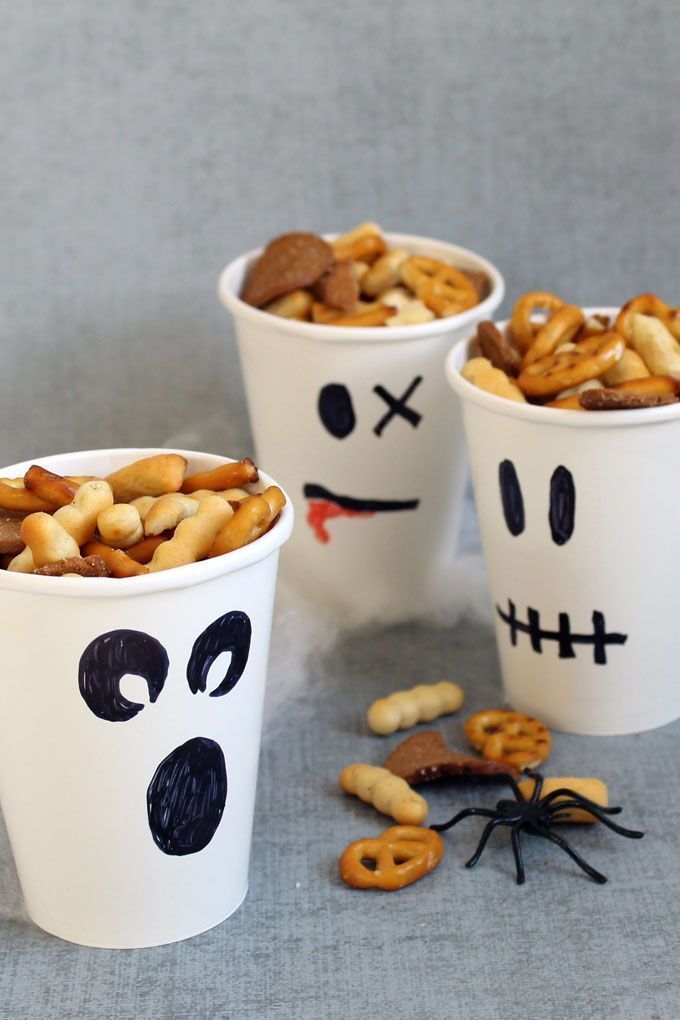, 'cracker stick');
148,495,233,572
143,493,199,536
97,504,144,548
106,454,187,502
9,480,113,572
20,514,81,568
181,459,258,494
